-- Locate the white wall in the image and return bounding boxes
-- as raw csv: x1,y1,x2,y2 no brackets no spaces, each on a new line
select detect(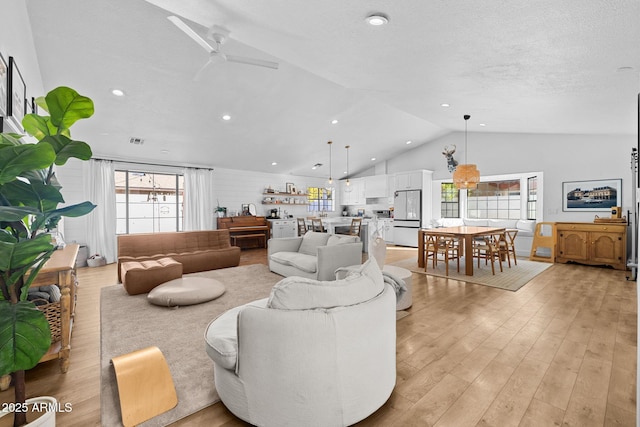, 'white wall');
374,131,635,223
1,0,44,124
212,167,326,220
56,161,327,246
